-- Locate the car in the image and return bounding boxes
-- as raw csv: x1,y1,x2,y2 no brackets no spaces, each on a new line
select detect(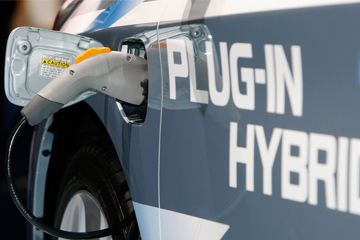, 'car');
8,0,360,239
